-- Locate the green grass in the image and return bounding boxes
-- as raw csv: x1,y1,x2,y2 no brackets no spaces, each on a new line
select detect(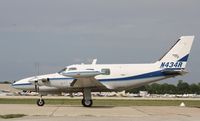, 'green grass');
93,99,200,107
0,98,200,107
0,114,26,119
